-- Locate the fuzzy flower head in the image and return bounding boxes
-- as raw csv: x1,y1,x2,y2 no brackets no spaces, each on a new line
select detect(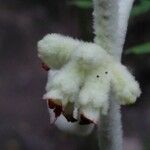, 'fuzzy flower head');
38,33,141,135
